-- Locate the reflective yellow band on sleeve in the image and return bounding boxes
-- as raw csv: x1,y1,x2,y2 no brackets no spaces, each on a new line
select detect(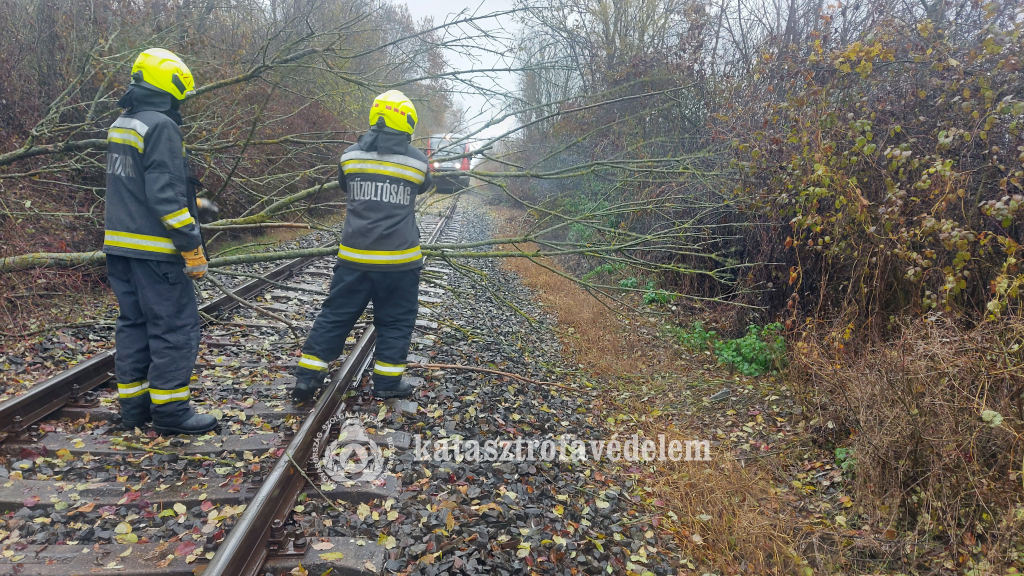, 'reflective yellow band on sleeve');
107,128,145,153
160,207,195,230
112,117,150,136
104,230,178,254
117,380,150,399
373,361,406,376
337,244,422,265
298,354,328,371
149,386,191,405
